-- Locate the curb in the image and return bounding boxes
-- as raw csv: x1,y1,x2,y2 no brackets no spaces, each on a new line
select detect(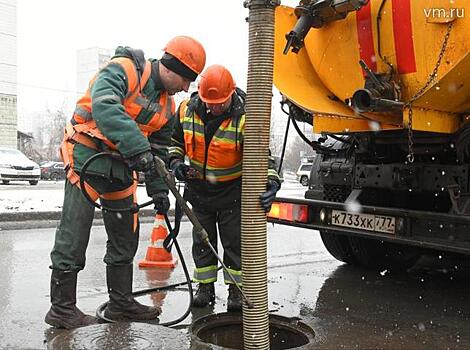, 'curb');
0,208,176,231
